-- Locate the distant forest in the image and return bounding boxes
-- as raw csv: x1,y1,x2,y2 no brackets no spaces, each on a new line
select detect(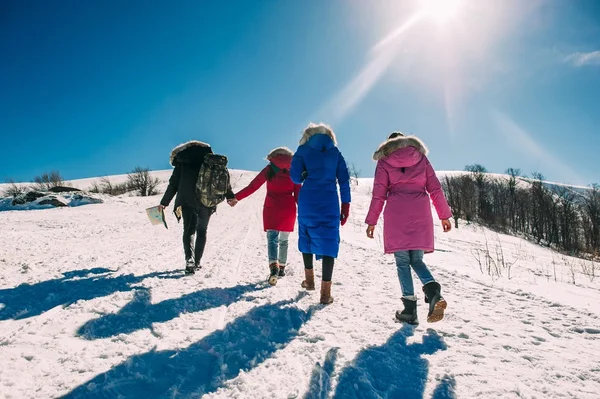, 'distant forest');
442,165,599,259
